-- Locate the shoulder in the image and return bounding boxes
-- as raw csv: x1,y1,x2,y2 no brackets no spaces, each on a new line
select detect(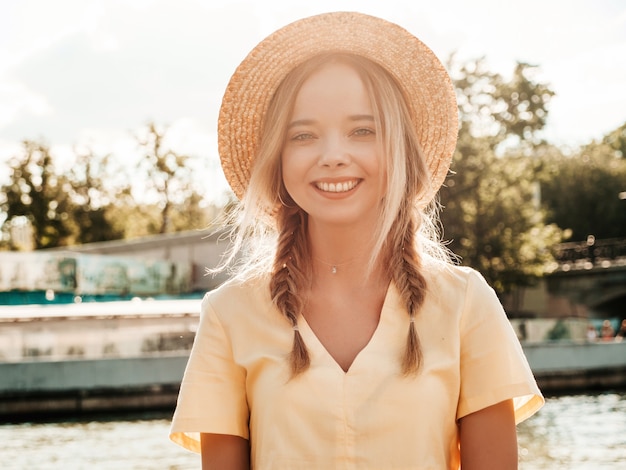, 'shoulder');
420,260,501,319
197,273,291,353
423,259,491,296
201,274,273,321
